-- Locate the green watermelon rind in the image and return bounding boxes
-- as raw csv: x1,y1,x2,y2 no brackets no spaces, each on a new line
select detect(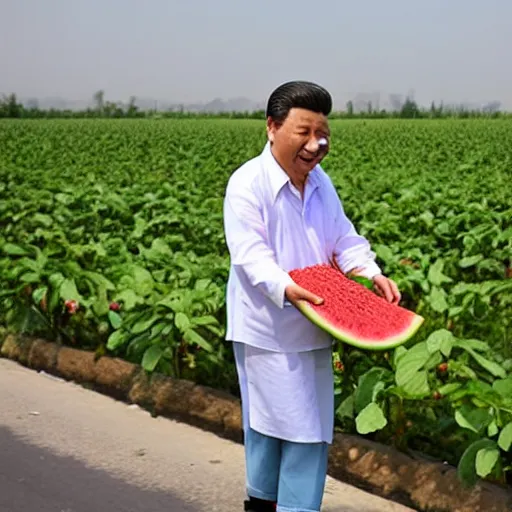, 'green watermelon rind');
295,300,425,351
